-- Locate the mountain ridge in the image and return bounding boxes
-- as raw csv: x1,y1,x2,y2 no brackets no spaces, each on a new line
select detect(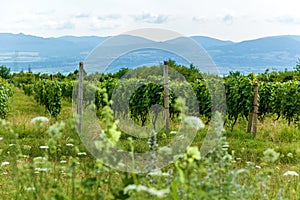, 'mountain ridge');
0,33,299,74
